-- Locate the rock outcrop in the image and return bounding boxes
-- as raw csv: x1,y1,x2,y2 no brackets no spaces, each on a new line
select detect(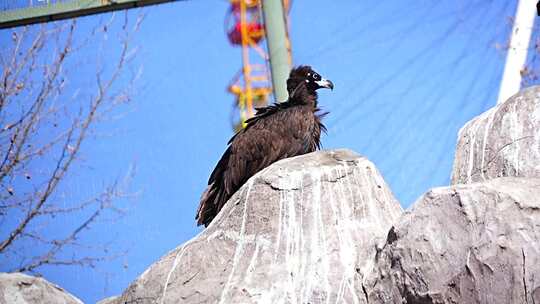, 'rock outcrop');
0,272,82,304
115,149,403,304
106,87,540,304
363,87,540,304
452,85,540,184
365,177,540,304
